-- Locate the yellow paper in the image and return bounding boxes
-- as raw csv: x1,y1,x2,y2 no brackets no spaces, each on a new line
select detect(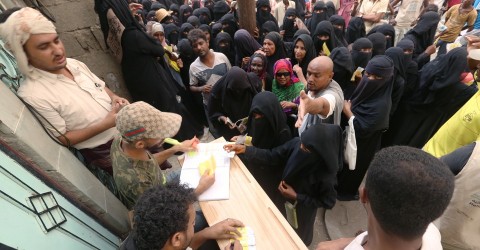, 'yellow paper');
230,226,255,249
198,155,216,175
